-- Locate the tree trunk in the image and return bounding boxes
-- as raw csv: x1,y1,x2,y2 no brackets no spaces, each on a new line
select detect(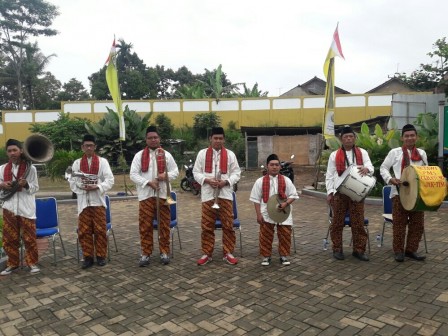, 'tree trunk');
17,76,24,110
